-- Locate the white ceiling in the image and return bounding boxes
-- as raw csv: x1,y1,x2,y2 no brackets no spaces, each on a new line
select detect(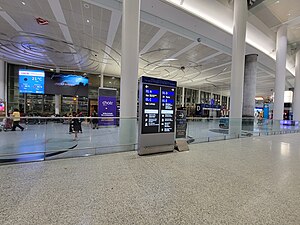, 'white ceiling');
0,0,299,97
